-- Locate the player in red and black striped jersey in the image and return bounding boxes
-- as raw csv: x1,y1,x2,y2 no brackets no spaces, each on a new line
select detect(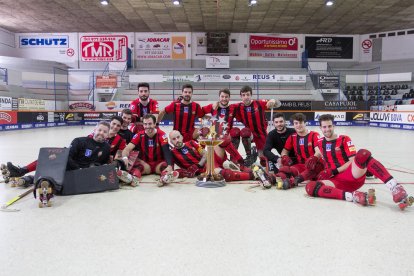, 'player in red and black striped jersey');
233,85,281,166
129,82,159,134
277,113,323,188
121,114,173,180
106,116,126,158
157,83,205,142
305,114,412,210
200,89,250,172
169,130,255,182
